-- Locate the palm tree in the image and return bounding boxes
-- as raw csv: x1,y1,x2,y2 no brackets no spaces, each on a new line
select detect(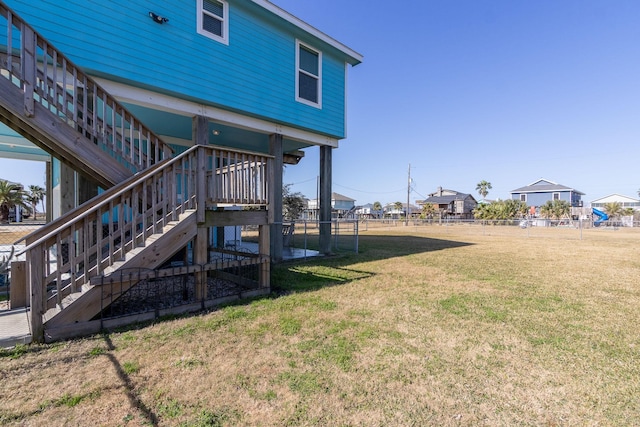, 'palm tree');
0,180,27,223
540,200,570,220
27,184,45,220
622,207,635,217
475,180,492,199
421,202,437,219
372,201,382,218
603,202,623,219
